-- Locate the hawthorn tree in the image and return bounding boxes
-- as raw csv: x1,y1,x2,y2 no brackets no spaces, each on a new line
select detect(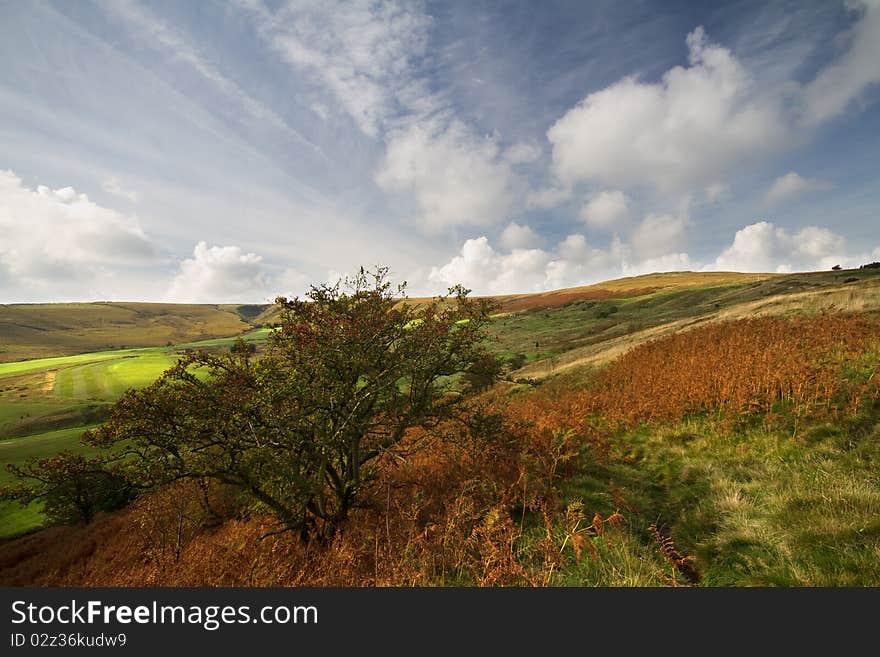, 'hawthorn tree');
1,452,133,525
84,267,494,539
